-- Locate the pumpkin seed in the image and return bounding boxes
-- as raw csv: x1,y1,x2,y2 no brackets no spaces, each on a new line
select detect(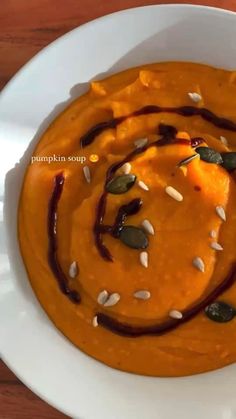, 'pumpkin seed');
196,147,223,164
177,154,199,167
120,226,149,249
169,310,183,319
205,301,236,323
221,152,236,171
106,174,136,194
